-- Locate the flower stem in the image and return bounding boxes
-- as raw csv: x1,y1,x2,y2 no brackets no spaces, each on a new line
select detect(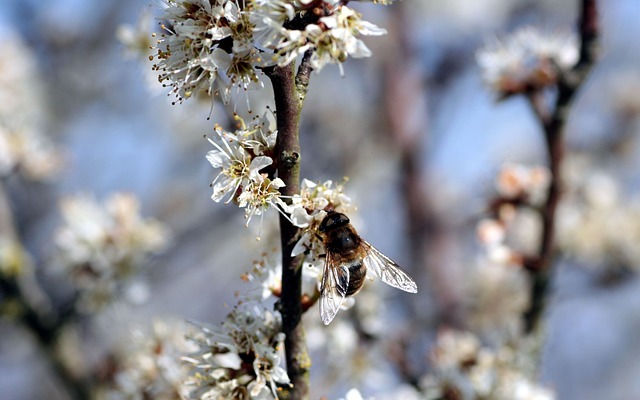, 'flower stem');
523,0,599,332
266,56,313,399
